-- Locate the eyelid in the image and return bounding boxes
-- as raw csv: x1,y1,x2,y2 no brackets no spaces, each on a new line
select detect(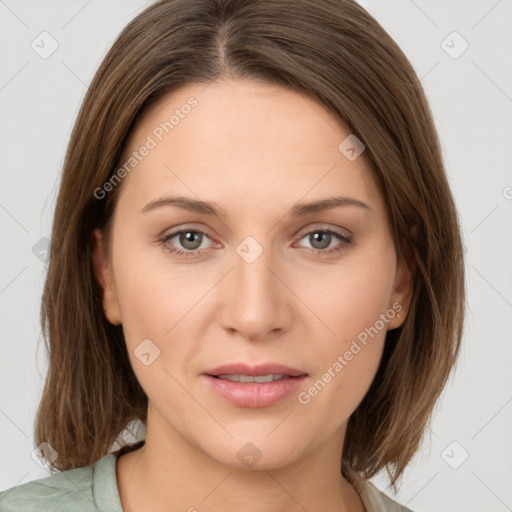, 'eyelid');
294,222,352,239
160,223,215,240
